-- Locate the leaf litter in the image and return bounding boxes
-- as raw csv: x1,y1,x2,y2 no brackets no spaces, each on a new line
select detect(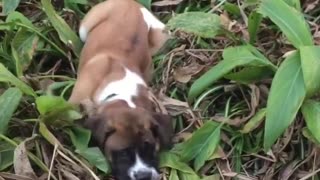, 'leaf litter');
1,0,320,180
